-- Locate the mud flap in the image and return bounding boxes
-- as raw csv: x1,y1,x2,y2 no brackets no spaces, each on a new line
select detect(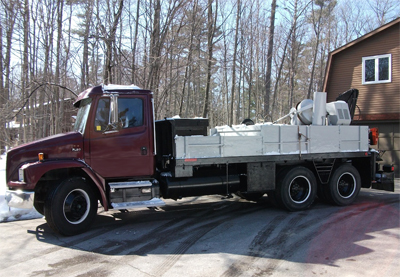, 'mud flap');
372,172,395,192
